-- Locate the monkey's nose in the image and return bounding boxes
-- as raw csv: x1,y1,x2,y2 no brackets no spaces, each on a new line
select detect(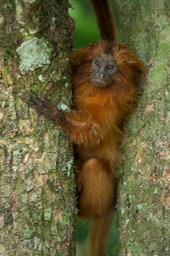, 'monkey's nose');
95,72,106,79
